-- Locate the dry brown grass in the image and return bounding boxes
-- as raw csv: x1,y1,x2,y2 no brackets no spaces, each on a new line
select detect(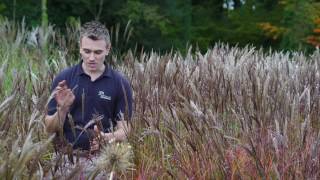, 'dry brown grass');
1,19,320,179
